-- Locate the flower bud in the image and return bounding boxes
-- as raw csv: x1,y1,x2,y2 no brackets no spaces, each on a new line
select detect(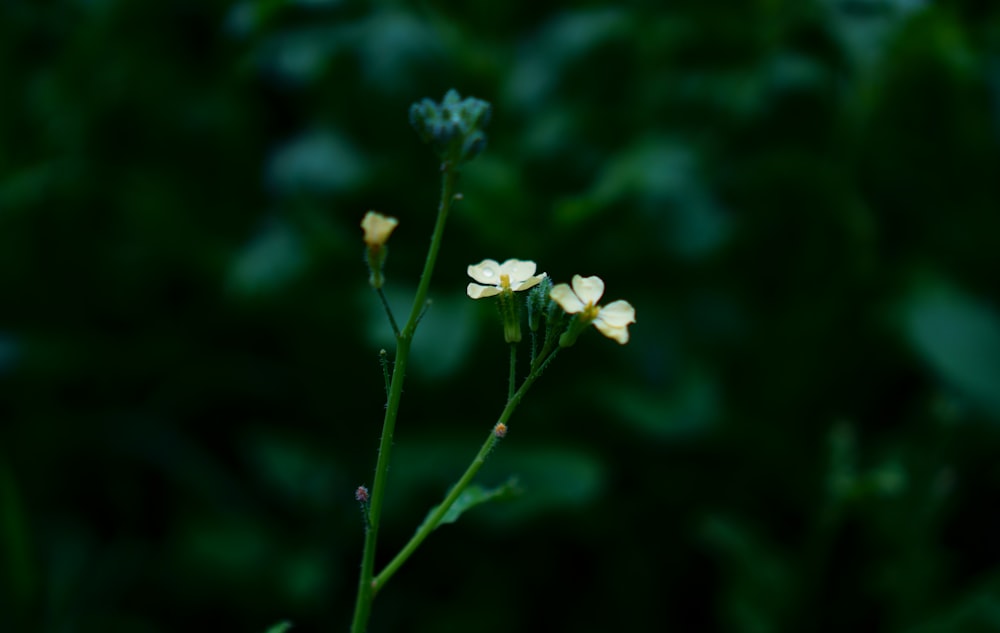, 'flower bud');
409,89,492,164
355,485,370,503
361,211,398,248
361,211,398,289
526,277,553,332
